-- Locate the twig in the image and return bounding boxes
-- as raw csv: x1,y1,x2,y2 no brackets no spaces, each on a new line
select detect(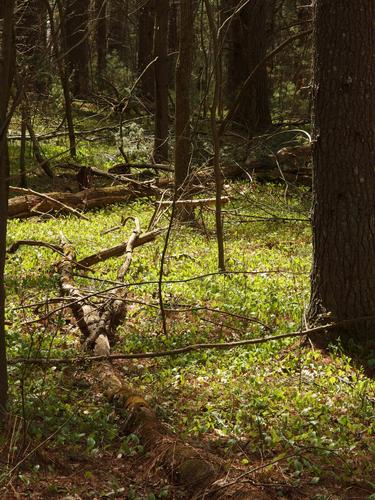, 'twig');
7,240,63,255
158,196,229,207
